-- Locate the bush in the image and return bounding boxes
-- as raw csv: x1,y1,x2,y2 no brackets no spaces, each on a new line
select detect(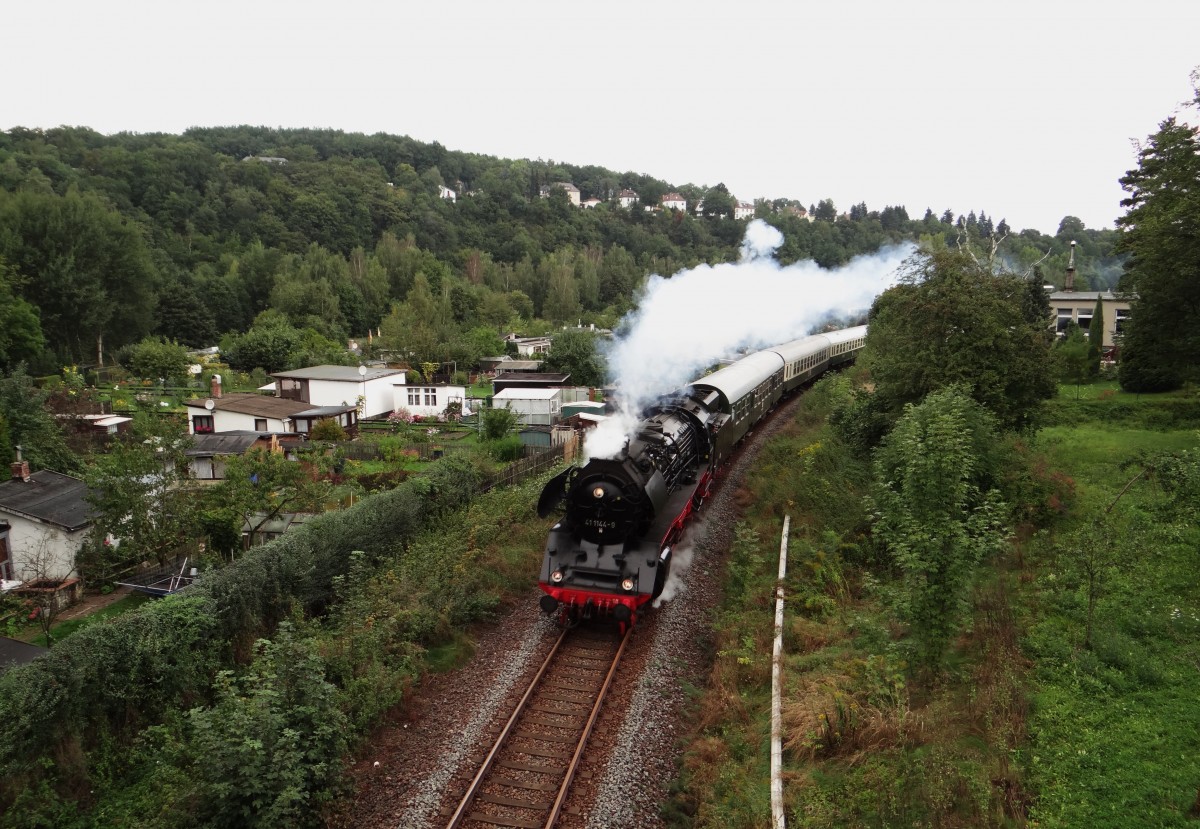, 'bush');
488,435,525,461
310,418,347,441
